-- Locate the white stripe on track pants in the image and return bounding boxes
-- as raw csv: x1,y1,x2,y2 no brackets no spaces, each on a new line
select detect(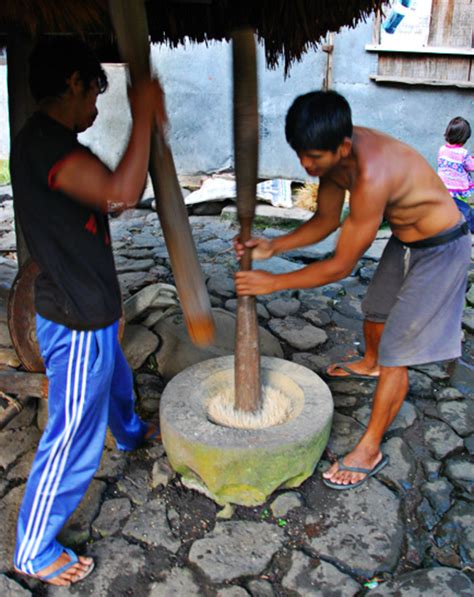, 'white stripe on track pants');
15,315,148,575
